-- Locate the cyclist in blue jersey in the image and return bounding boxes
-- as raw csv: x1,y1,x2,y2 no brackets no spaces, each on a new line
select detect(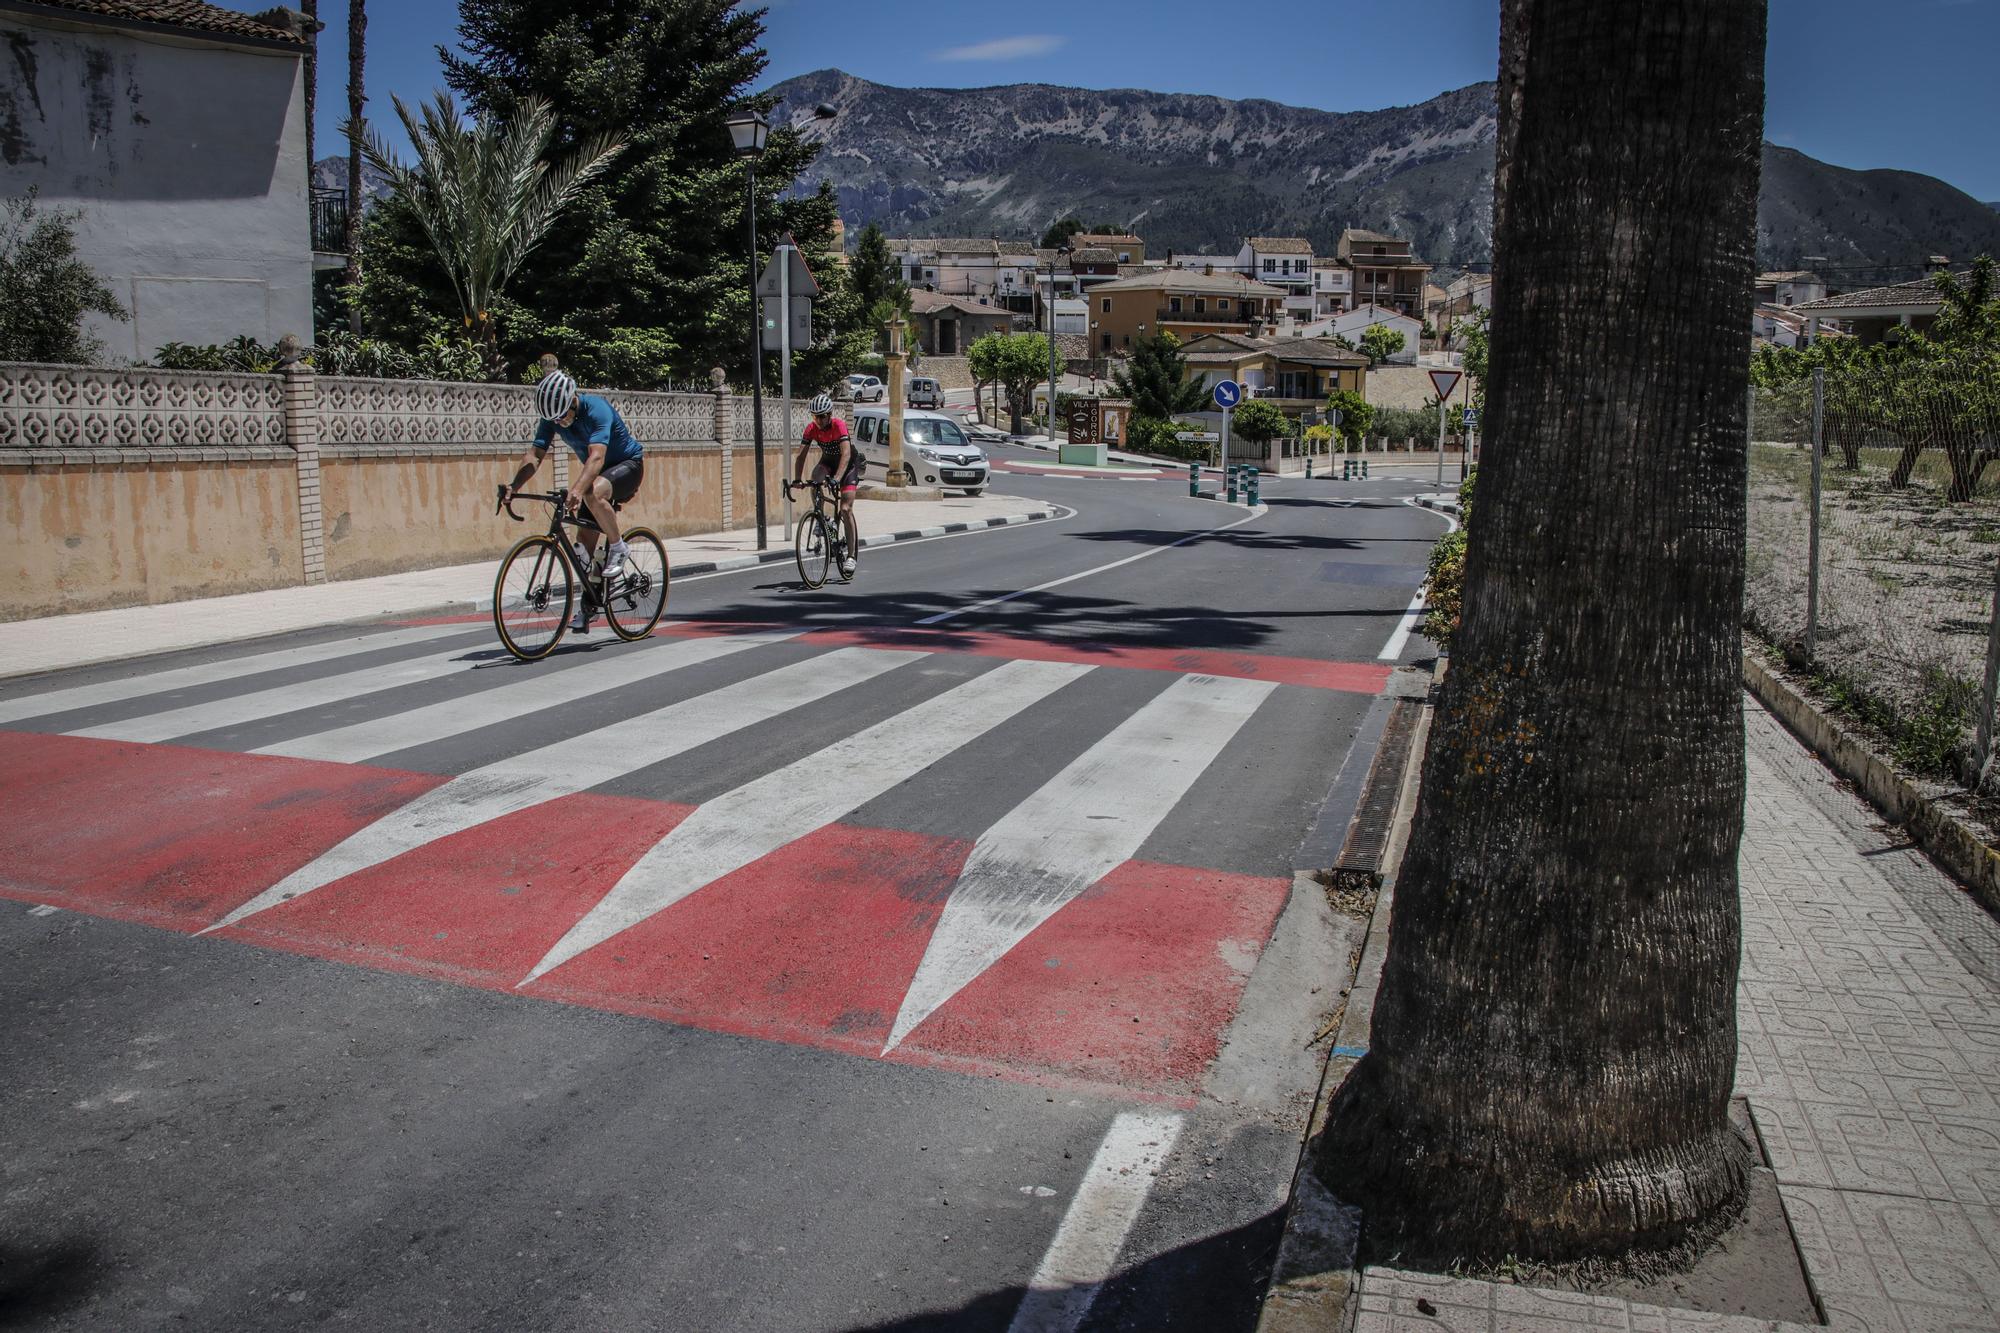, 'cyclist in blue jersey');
503,370,647,633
